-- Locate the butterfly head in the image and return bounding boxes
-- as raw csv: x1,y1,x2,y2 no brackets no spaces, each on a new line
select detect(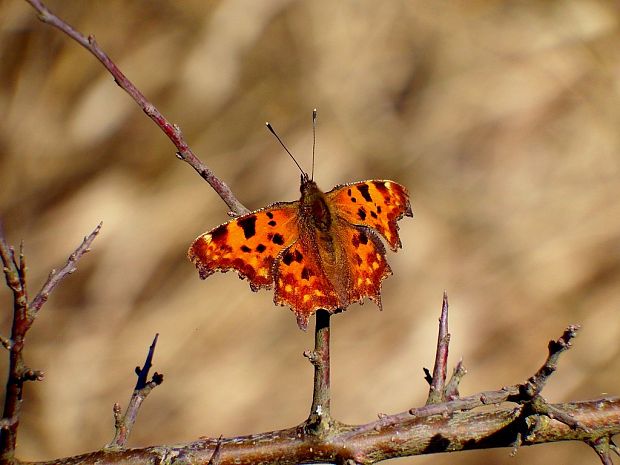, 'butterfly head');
300,171,311,187
300,172,321,197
